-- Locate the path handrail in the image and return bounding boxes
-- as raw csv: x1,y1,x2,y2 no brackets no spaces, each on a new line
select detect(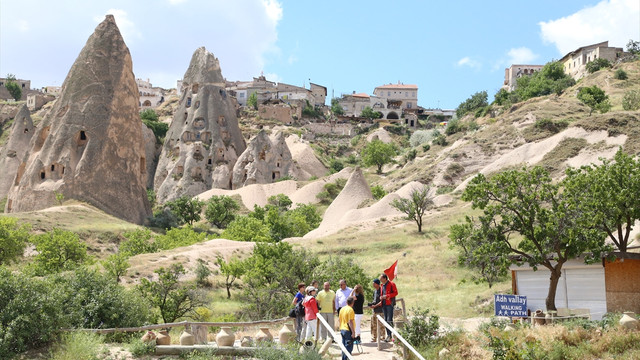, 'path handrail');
376,314,425,360
316,313,354,360
62,317,290,334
